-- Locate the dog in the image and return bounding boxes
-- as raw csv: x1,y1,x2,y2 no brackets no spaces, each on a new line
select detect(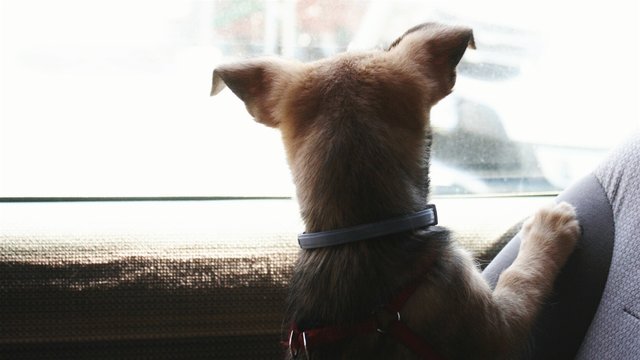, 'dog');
211,23,580,360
